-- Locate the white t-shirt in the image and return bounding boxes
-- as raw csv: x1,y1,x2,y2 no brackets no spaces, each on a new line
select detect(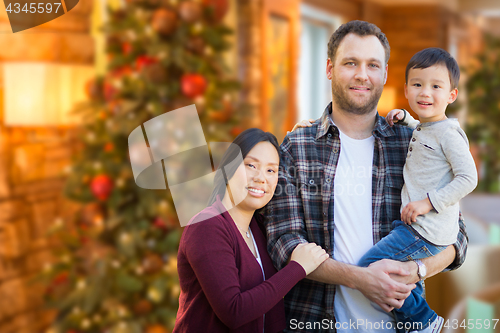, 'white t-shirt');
333,130,396,332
